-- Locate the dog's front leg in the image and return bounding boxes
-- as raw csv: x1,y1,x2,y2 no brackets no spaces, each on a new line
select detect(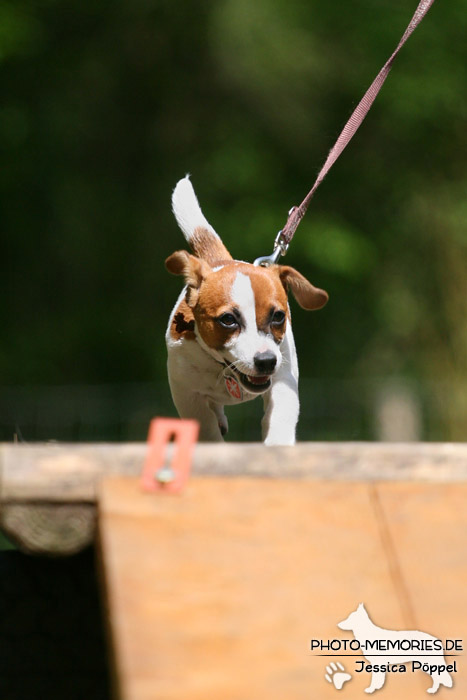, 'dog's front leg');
170,383,224,442
262,322,299,446
262,371,299,446
208,400,228,437
365,669,386,693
